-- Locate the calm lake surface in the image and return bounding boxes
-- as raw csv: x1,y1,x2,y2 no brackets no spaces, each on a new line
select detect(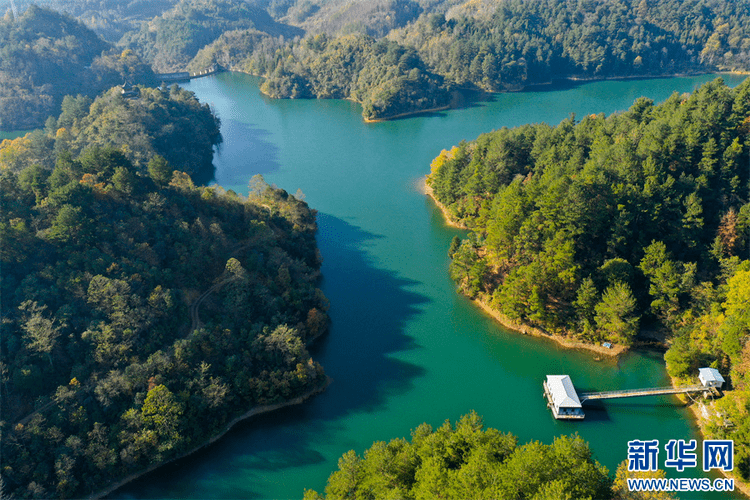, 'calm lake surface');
0,129,33,140
116,73,747,499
